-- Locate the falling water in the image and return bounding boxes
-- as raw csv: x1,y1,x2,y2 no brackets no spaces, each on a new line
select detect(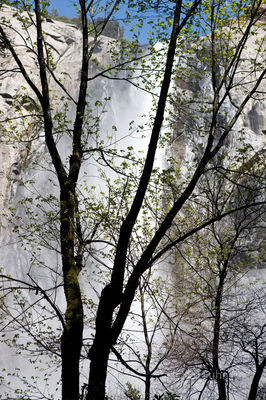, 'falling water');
0,6,156,398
